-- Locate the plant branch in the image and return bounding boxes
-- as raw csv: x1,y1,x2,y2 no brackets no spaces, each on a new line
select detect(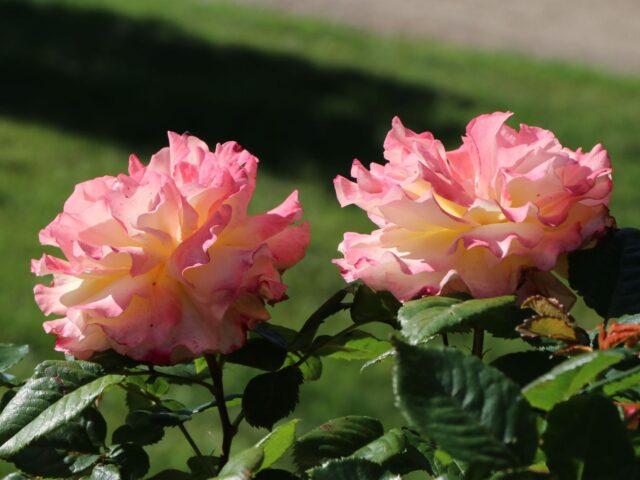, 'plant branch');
205,354,234,472
292,323,360,368
472,326,484,358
